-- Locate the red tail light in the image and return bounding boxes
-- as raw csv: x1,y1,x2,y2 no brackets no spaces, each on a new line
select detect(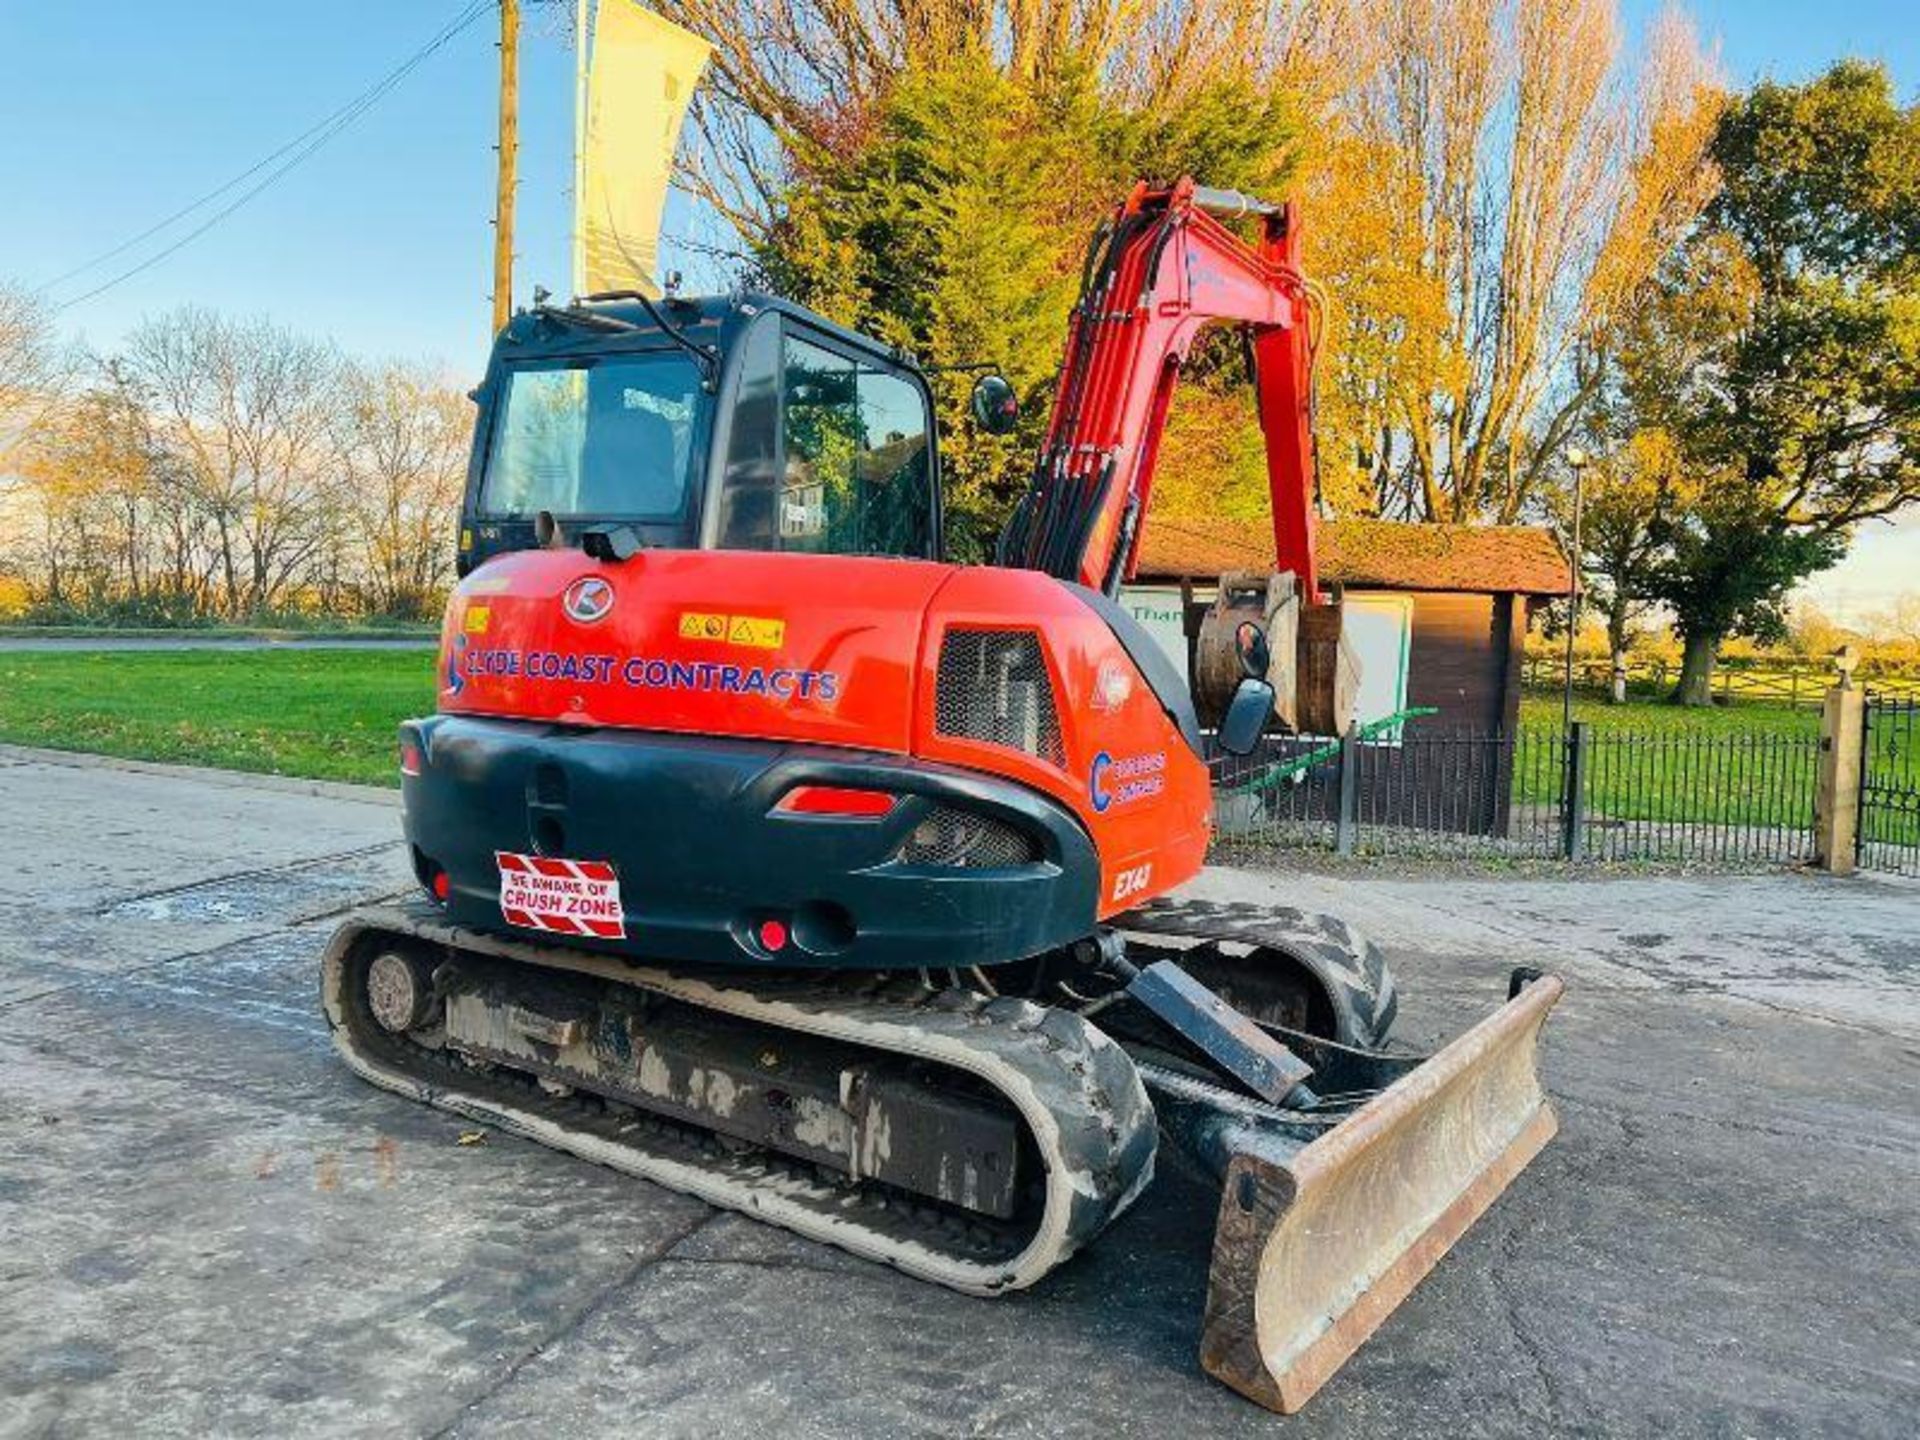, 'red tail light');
399,738,424,777
775,785,897,818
